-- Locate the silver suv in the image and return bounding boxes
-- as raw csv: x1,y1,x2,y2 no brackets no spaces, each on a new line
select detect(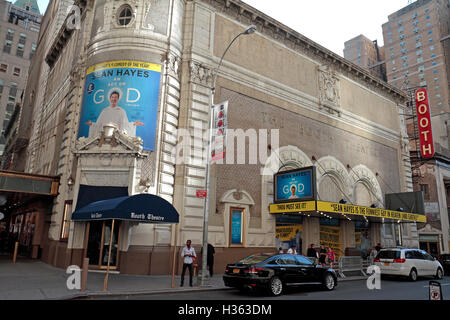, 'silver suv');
374,248,444,281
